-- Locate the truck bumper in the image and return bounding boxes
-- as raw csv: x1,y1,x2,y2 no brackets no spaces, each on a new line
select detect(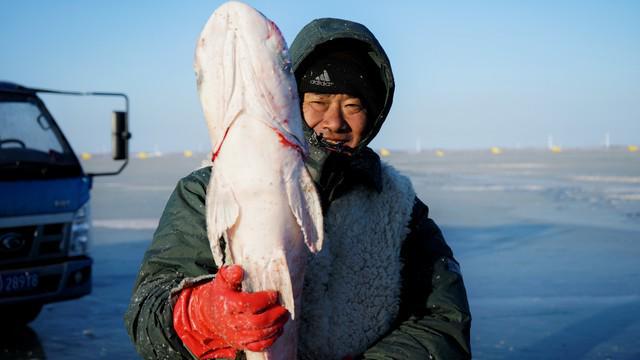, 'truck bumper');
0,256,92,306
